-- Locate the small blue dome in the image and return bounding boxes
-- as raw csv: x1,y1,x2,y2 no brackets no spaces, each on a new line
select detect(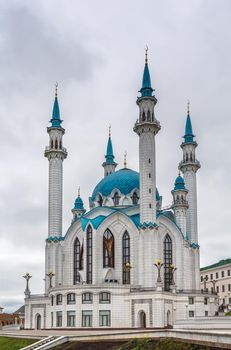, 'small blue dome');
74,196,84,210
91,168,160,201
174,175,185,190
